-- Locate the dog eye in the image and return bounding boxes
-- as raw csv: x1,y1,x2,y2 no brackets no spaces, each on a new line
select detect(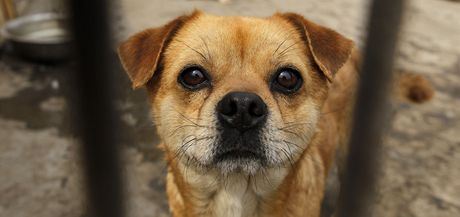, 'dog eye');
178,67,210,90
272,68,303,94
